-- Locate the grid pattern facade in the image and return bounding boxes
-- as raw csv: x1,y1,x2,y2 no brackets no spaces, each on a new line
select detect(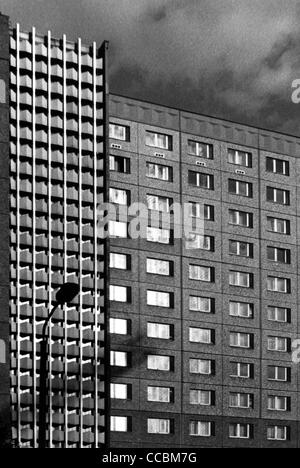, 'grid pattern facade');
108,94,300,448
9,23,108,448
